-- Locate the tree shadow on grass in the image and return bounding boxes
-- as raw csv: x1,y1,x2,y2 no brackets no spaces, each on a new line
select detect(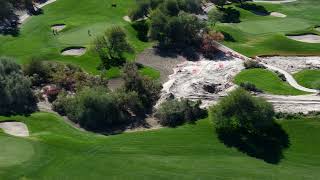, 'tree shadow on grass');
237,3,270,16
217,123,290,164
